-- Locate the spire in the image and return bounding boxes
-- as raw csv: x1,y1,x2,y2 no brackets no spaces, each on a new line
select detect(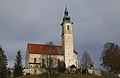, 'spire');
63,6,70,21
64,6,68,15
